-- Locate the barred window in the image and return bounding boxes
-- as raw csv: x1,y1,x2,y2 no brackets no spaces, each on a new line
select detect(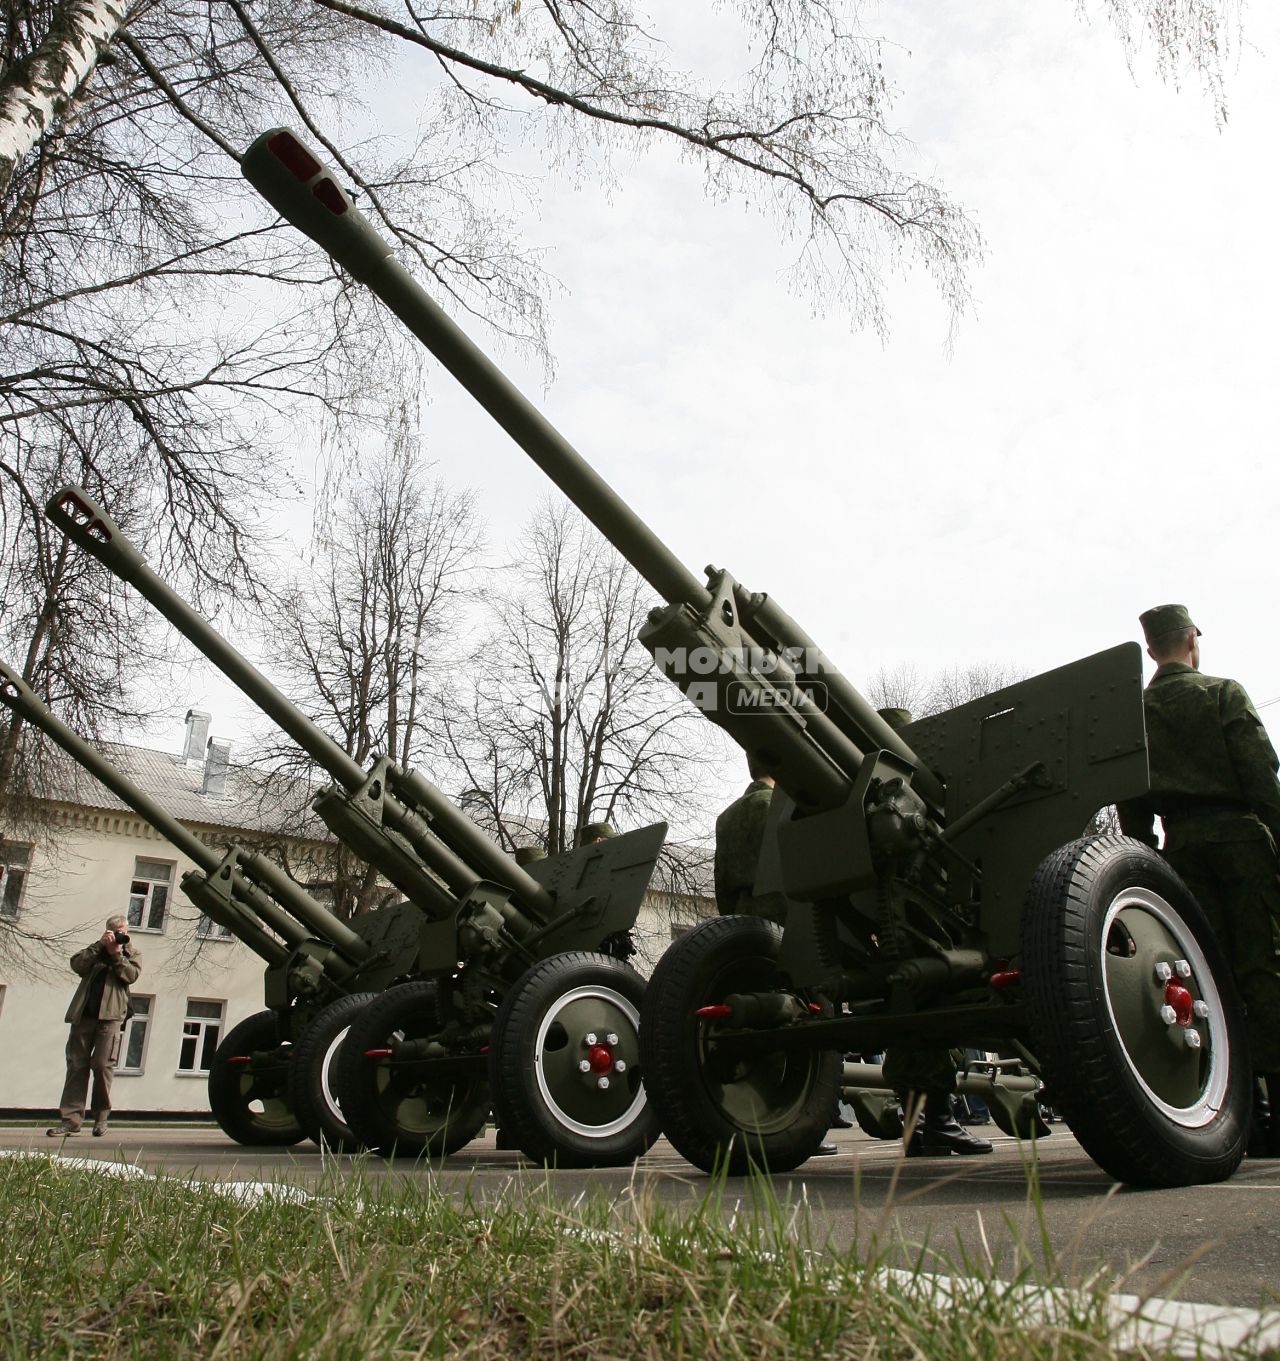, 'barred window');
0,842,31,919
